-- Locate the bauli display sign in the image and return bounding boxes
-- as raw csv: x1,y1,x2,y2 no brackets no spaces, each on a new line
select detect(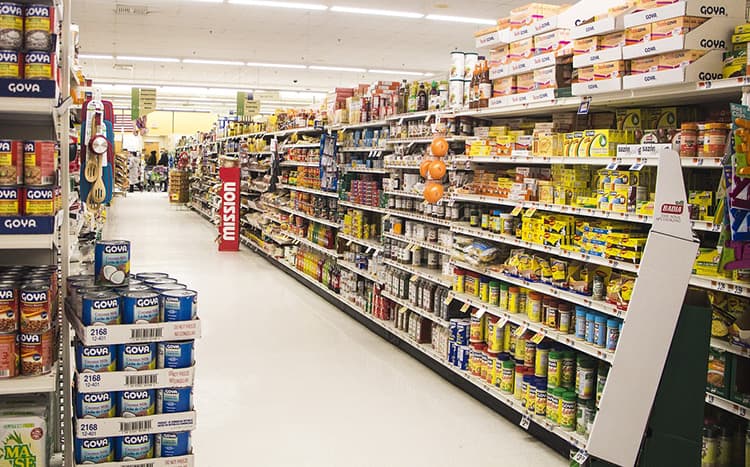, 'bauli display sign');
218,167,240,252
